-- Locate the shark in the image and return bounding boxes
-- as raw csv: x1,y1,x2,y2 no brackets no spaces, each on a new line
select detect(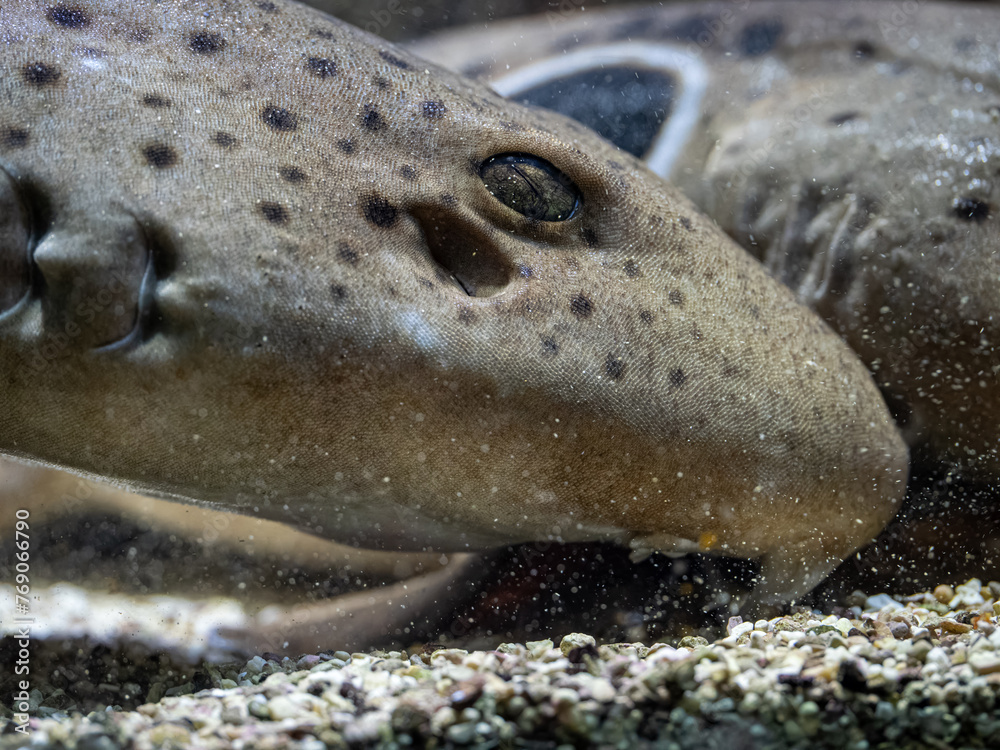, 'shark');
413,0,1000,481
0,0,905,652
